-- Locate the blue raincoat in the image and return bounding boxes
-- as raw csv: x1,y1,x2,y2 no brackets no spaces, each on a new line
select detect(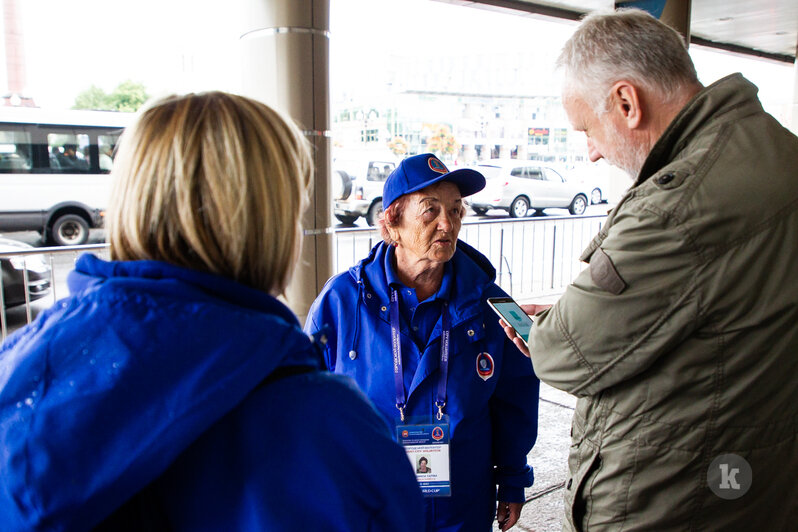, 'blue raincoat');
0,254,423,531
305,241,540,531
